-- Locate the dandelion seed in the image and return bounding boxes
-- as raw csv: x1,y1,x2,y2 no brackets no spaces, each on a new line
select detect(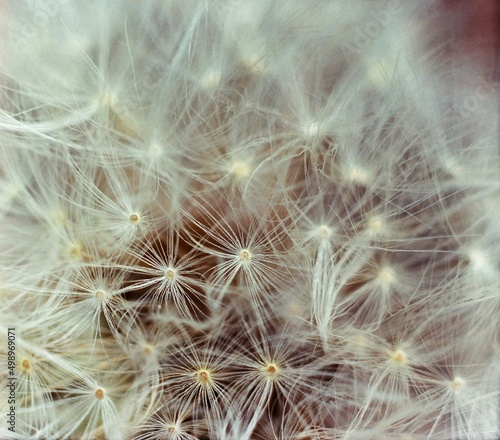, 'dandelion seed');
126,231,207,317
184,200,291,312
132,401,200,440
